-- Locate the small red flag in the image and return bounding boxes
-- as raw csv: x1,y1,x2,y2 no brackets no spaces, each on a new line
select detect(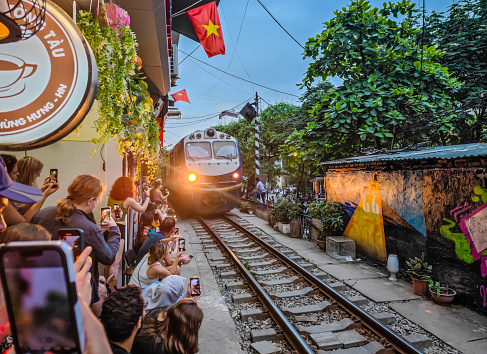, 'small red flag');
170,89,191,103
187,2,225,58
